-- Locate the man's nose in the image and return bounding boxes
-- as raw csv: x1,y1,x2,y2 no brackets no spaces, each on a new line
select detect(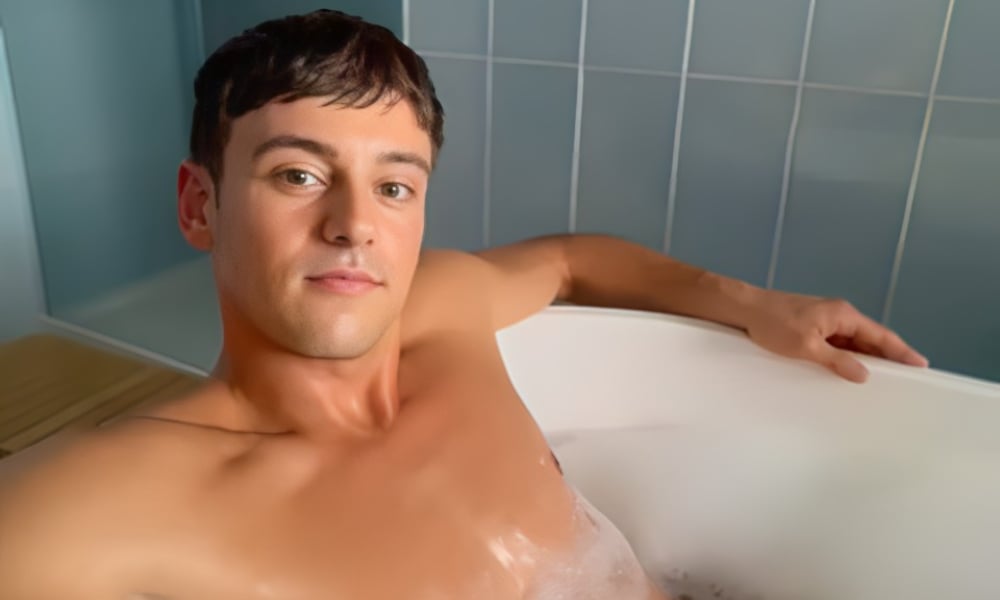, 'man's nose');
320,181,376,247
